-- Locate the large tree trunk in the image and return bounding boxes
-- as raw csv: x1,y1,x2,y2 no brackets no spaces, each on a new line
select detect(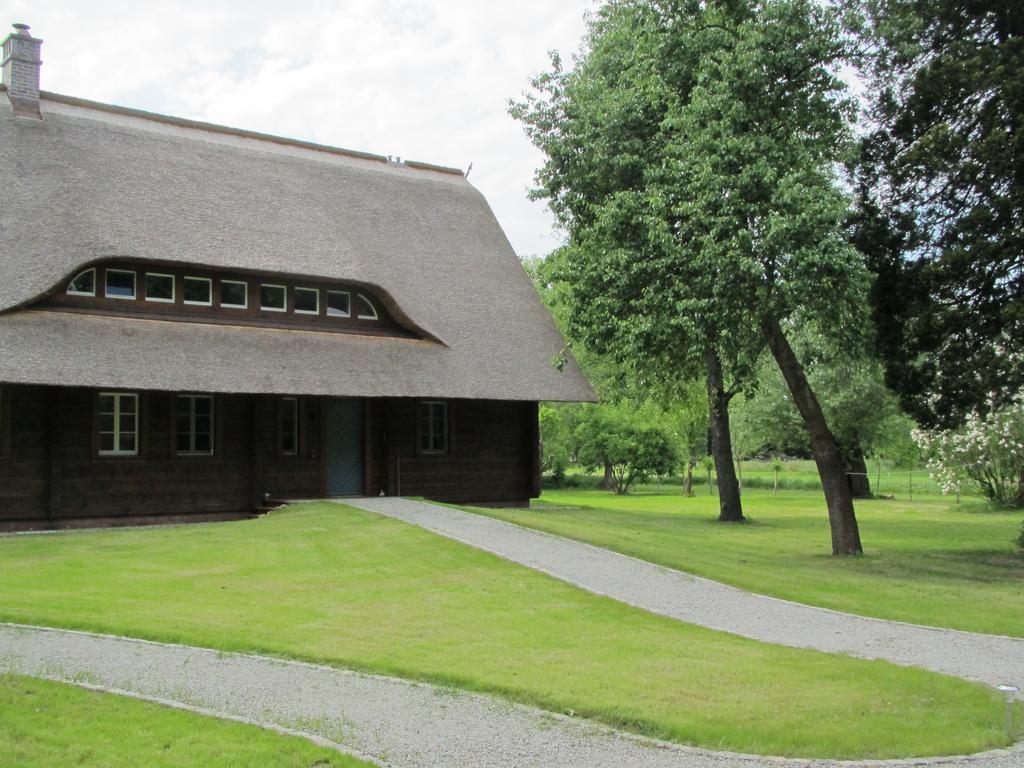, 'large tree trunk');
599,461,616,492
843,448,871,498
764,318,863,554
684,460,694,497
706,349,744,522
